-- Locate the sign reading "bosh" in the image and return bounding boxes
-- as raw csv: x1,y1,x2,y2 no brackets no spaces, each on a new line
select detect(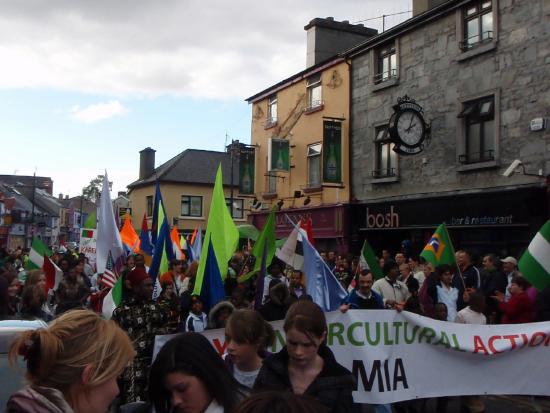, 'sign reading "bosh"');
366,206,400,228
